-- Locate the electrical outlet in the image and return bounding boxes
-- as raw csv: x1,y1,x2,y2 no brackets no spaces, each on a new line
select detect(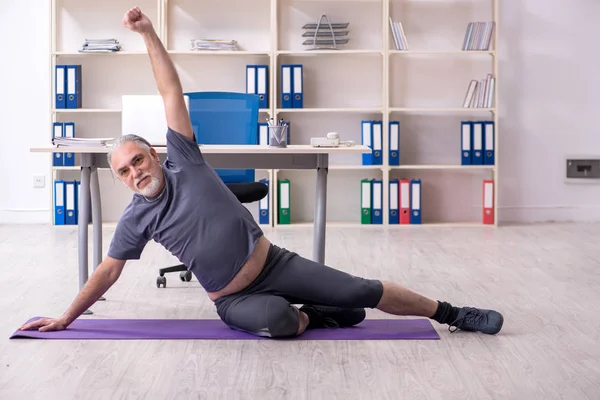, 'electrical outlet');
33,175,45,188
565,157,600,183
